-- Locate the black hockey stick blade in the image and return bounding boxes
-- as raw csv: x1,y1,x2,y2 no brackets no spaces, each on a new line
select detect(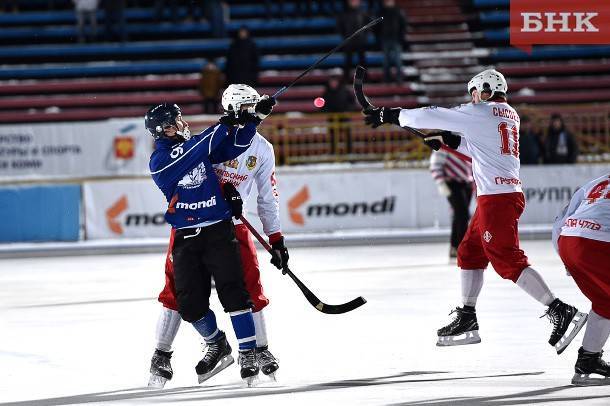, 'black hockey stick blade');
238,215,366,315
354,65,375,110
284,267,367,314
